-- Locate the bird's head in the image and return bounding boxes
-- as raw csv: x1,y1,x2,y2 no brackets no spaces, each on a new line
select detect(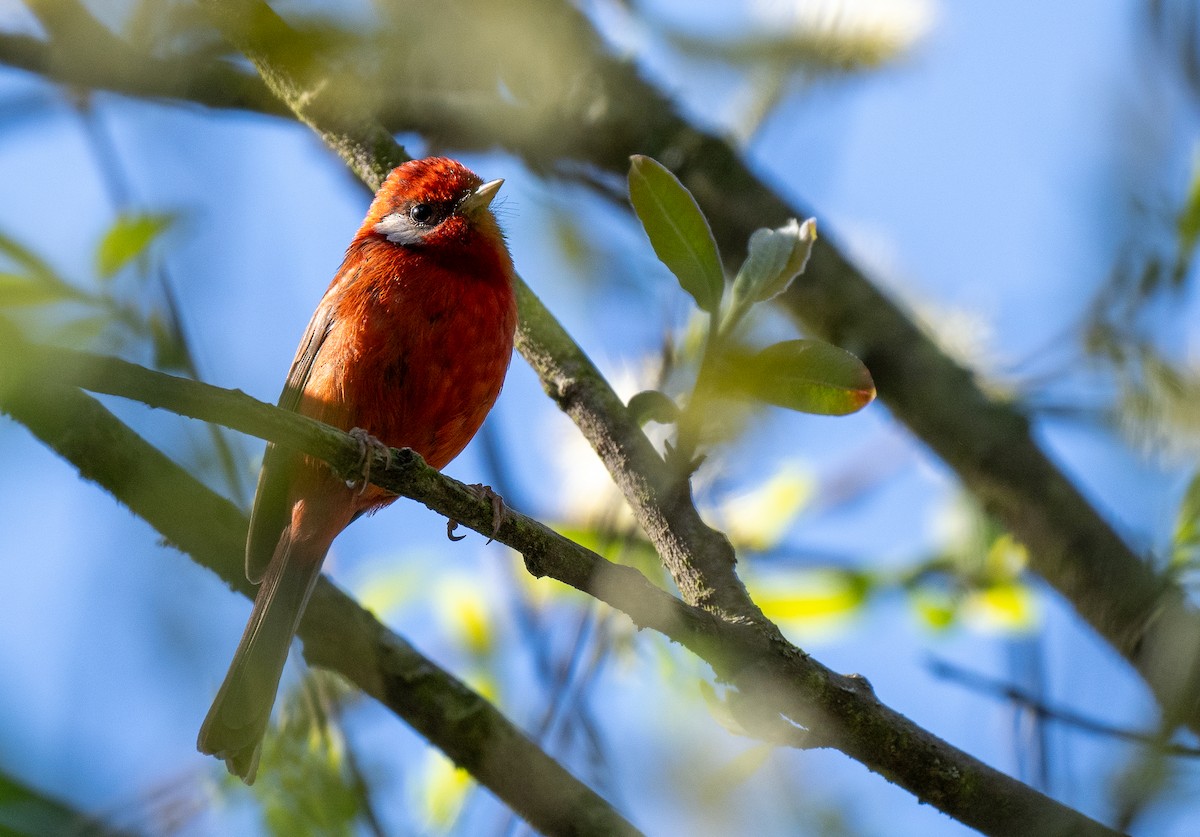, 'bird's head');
365,157,507,254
